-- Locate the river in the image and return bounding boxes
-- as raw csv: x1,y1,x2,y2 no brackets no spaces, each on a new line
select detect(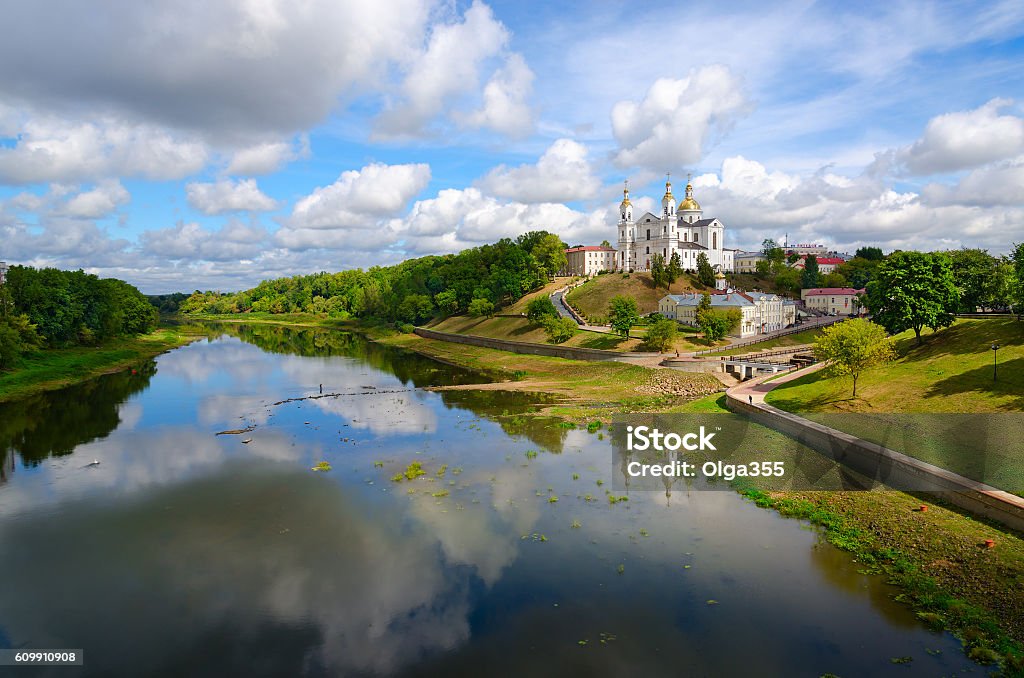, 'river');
0,324,984,676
